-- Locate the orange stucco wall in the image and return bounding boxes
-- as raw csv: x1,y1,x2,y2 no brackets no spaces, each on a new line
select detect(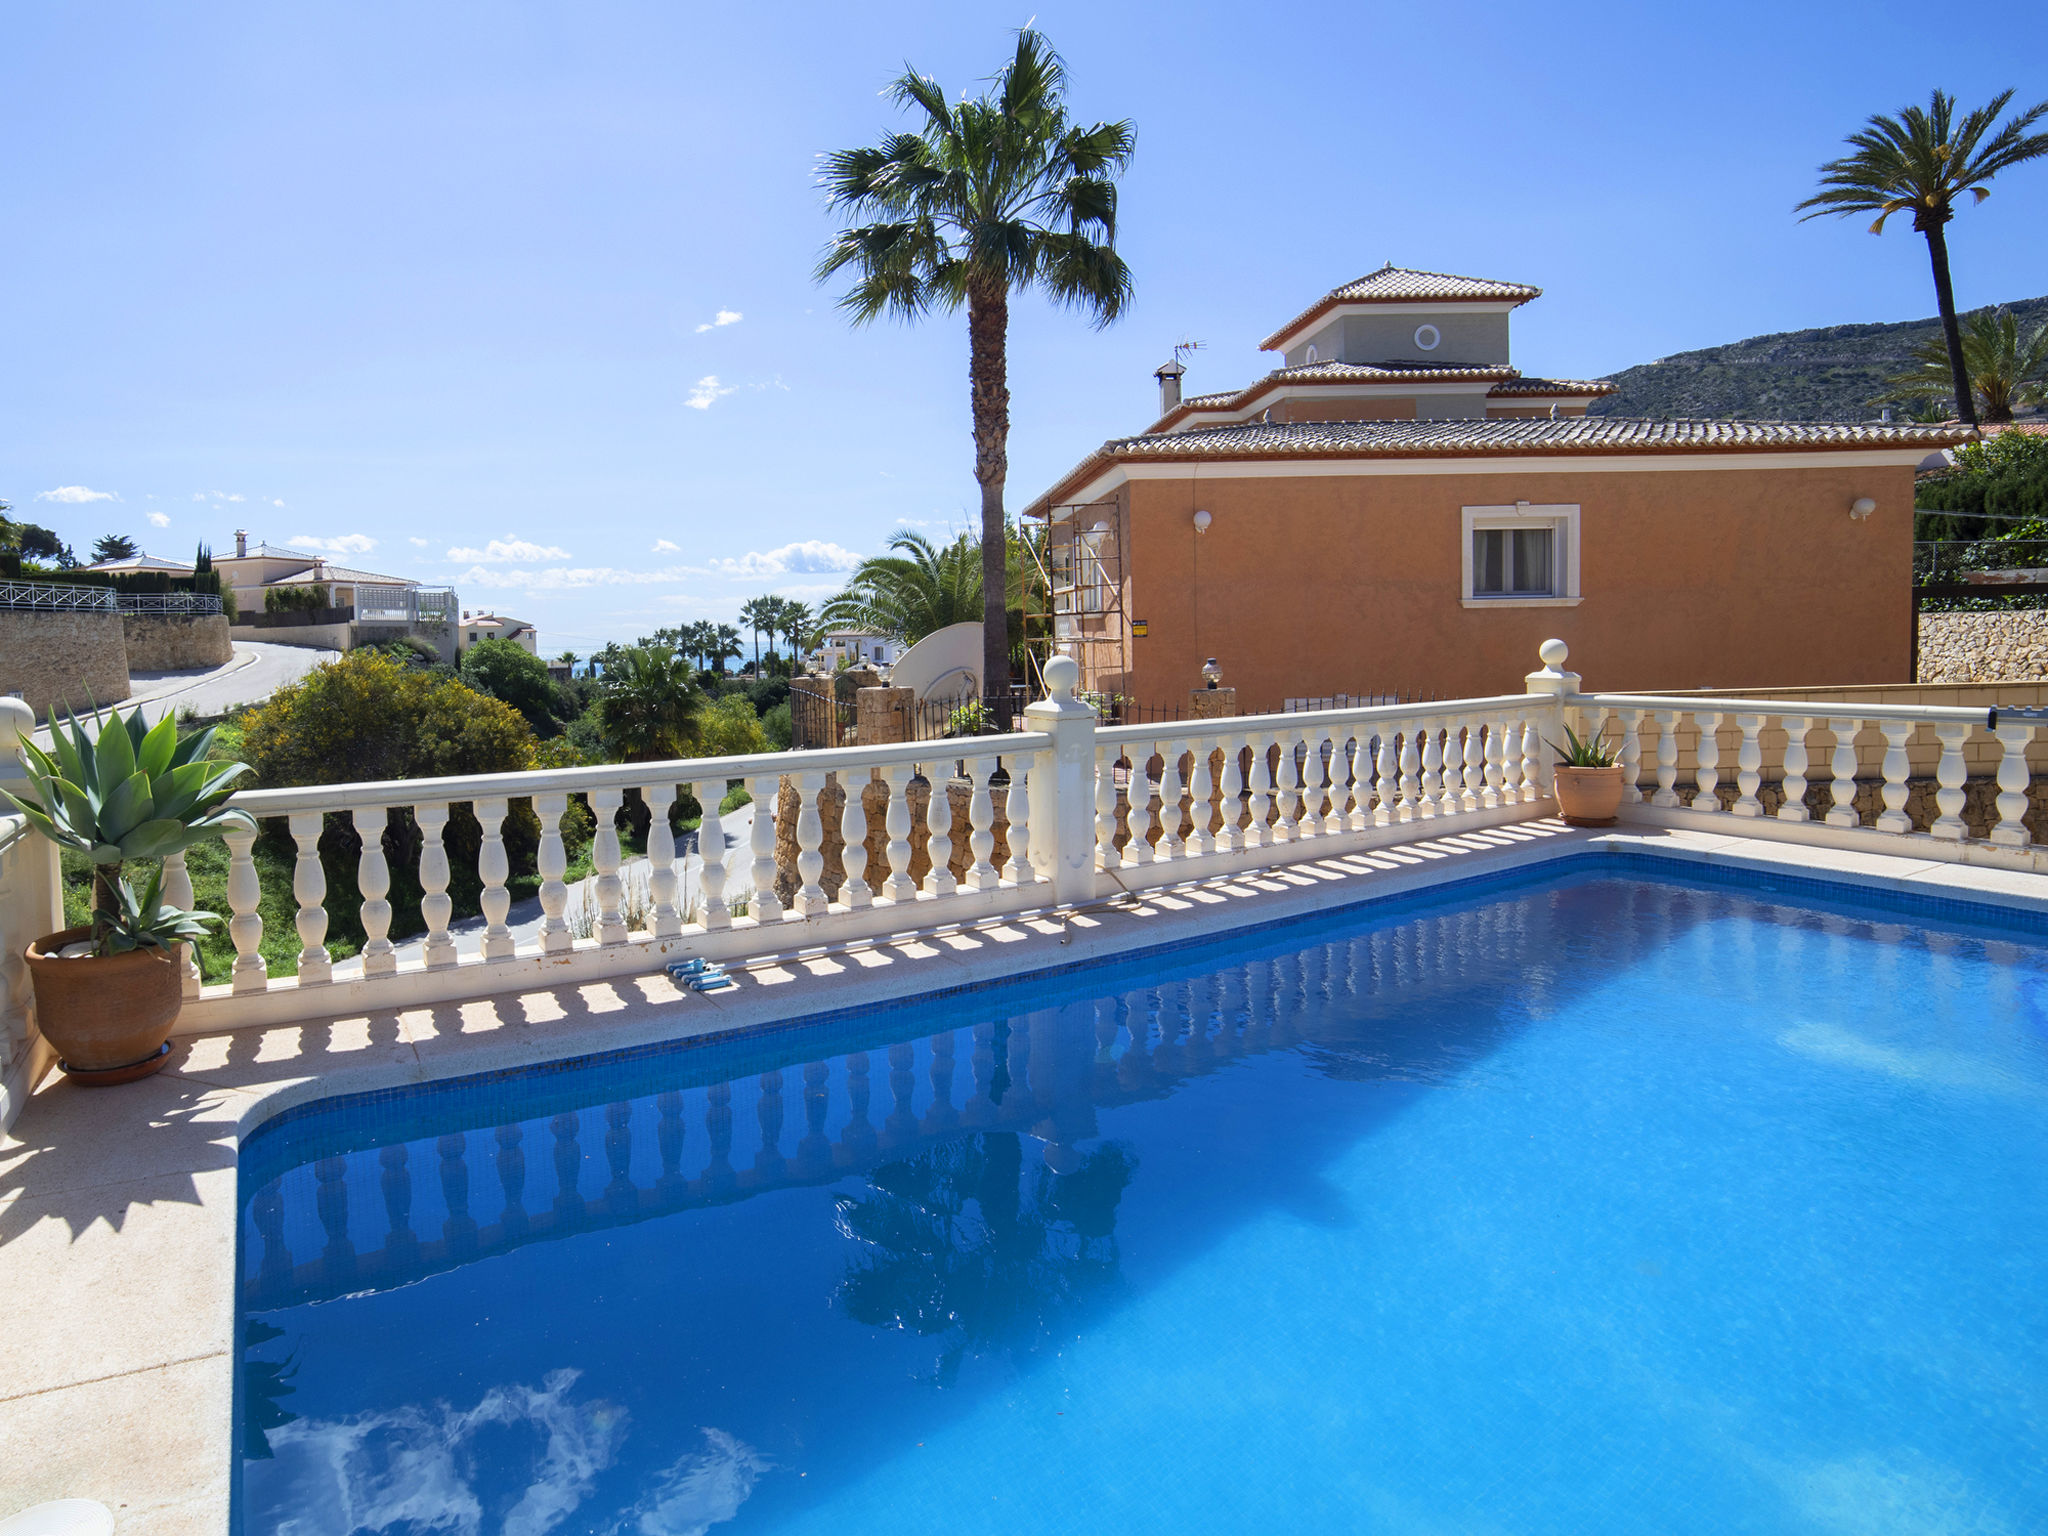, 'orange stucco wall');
1117,461,1917,711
